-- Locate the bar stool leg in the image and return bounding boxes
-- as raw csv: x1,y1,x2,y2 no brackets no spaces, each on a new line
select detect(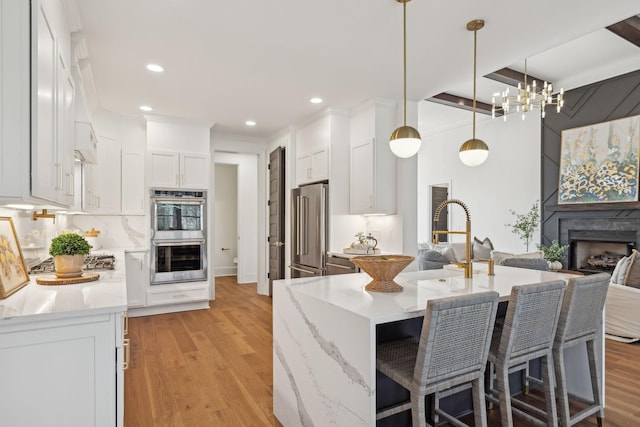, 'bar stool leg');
496,362,513,427
411,391,427,427
554,348,571,427
542,355,559,427
587,340,604,427
473,377,489,427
